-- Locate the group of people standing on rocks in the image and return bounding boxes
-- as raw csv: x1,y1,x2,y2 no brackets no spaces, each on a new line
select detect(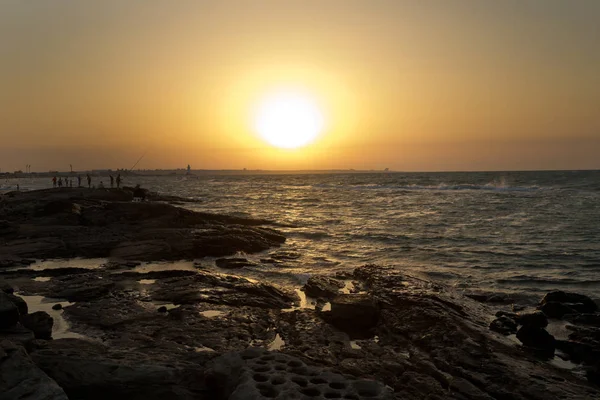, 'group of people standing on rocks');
52,173,122,189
